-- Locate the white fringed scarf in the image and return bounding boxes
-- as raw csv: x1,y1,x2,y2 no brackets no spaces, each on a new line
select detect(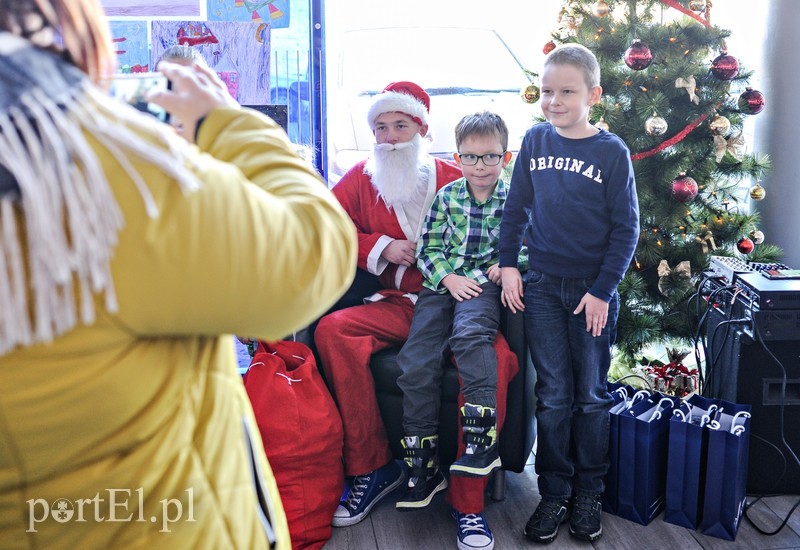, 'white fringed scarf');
0,32,201,356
